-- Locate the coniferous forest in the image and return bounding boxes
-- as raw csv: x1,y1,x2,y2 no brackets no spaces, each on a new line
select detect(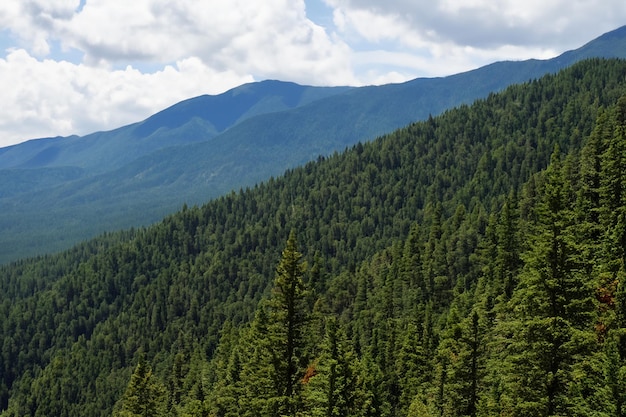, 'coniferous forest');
2,58,626,416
